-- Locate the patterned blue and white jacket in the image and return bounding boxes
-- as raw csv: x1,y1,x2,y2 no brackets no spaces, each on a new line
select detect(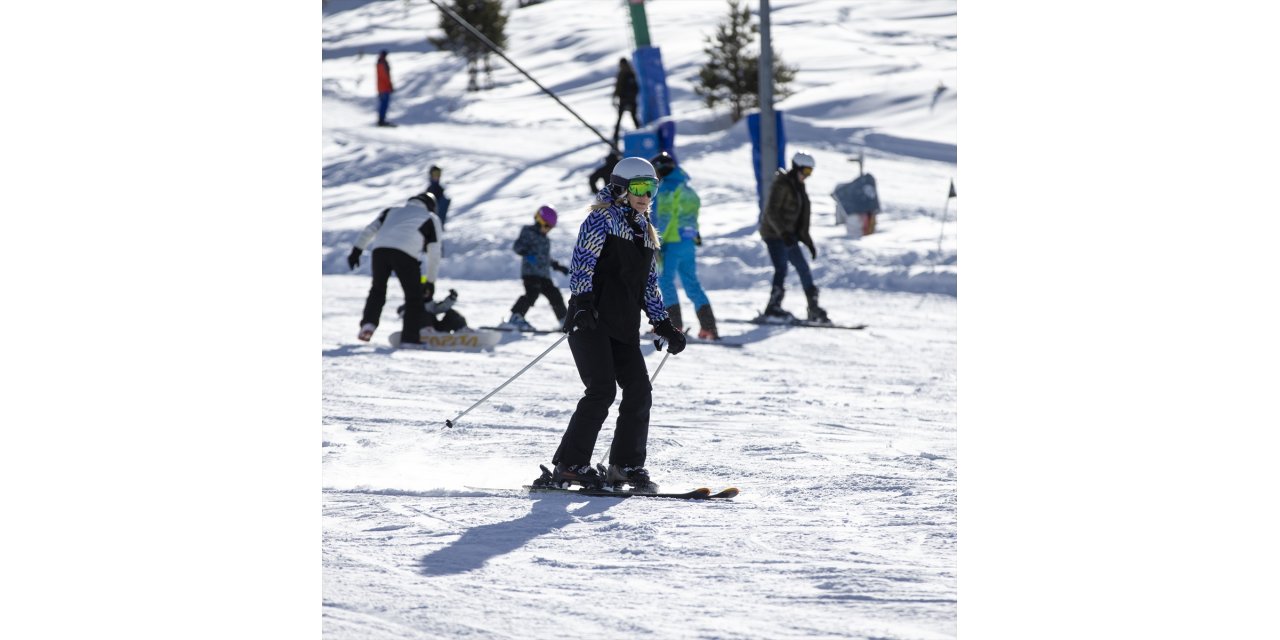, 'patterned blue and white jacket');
567,188,669,342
